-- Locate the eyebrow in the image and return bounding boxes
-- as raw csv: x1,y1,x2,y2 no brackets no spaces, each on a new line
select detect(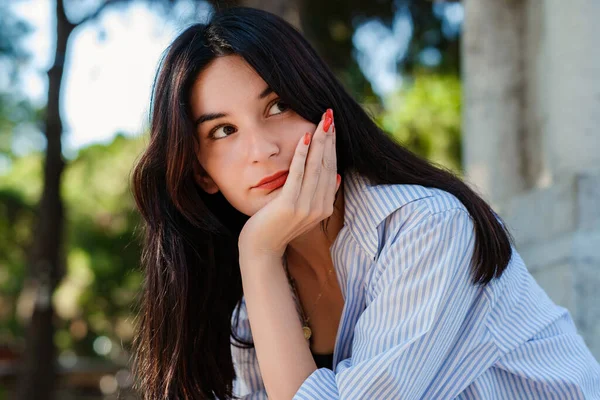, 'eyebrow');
194,85,274,126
